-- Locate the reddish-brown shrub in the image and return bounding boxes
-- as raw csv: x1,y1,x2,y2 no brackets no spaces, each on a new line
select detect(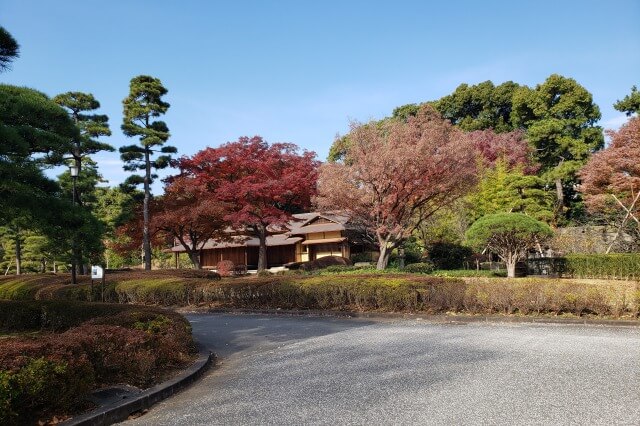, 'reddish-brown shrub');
0,303,196,423
216,260,235,277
